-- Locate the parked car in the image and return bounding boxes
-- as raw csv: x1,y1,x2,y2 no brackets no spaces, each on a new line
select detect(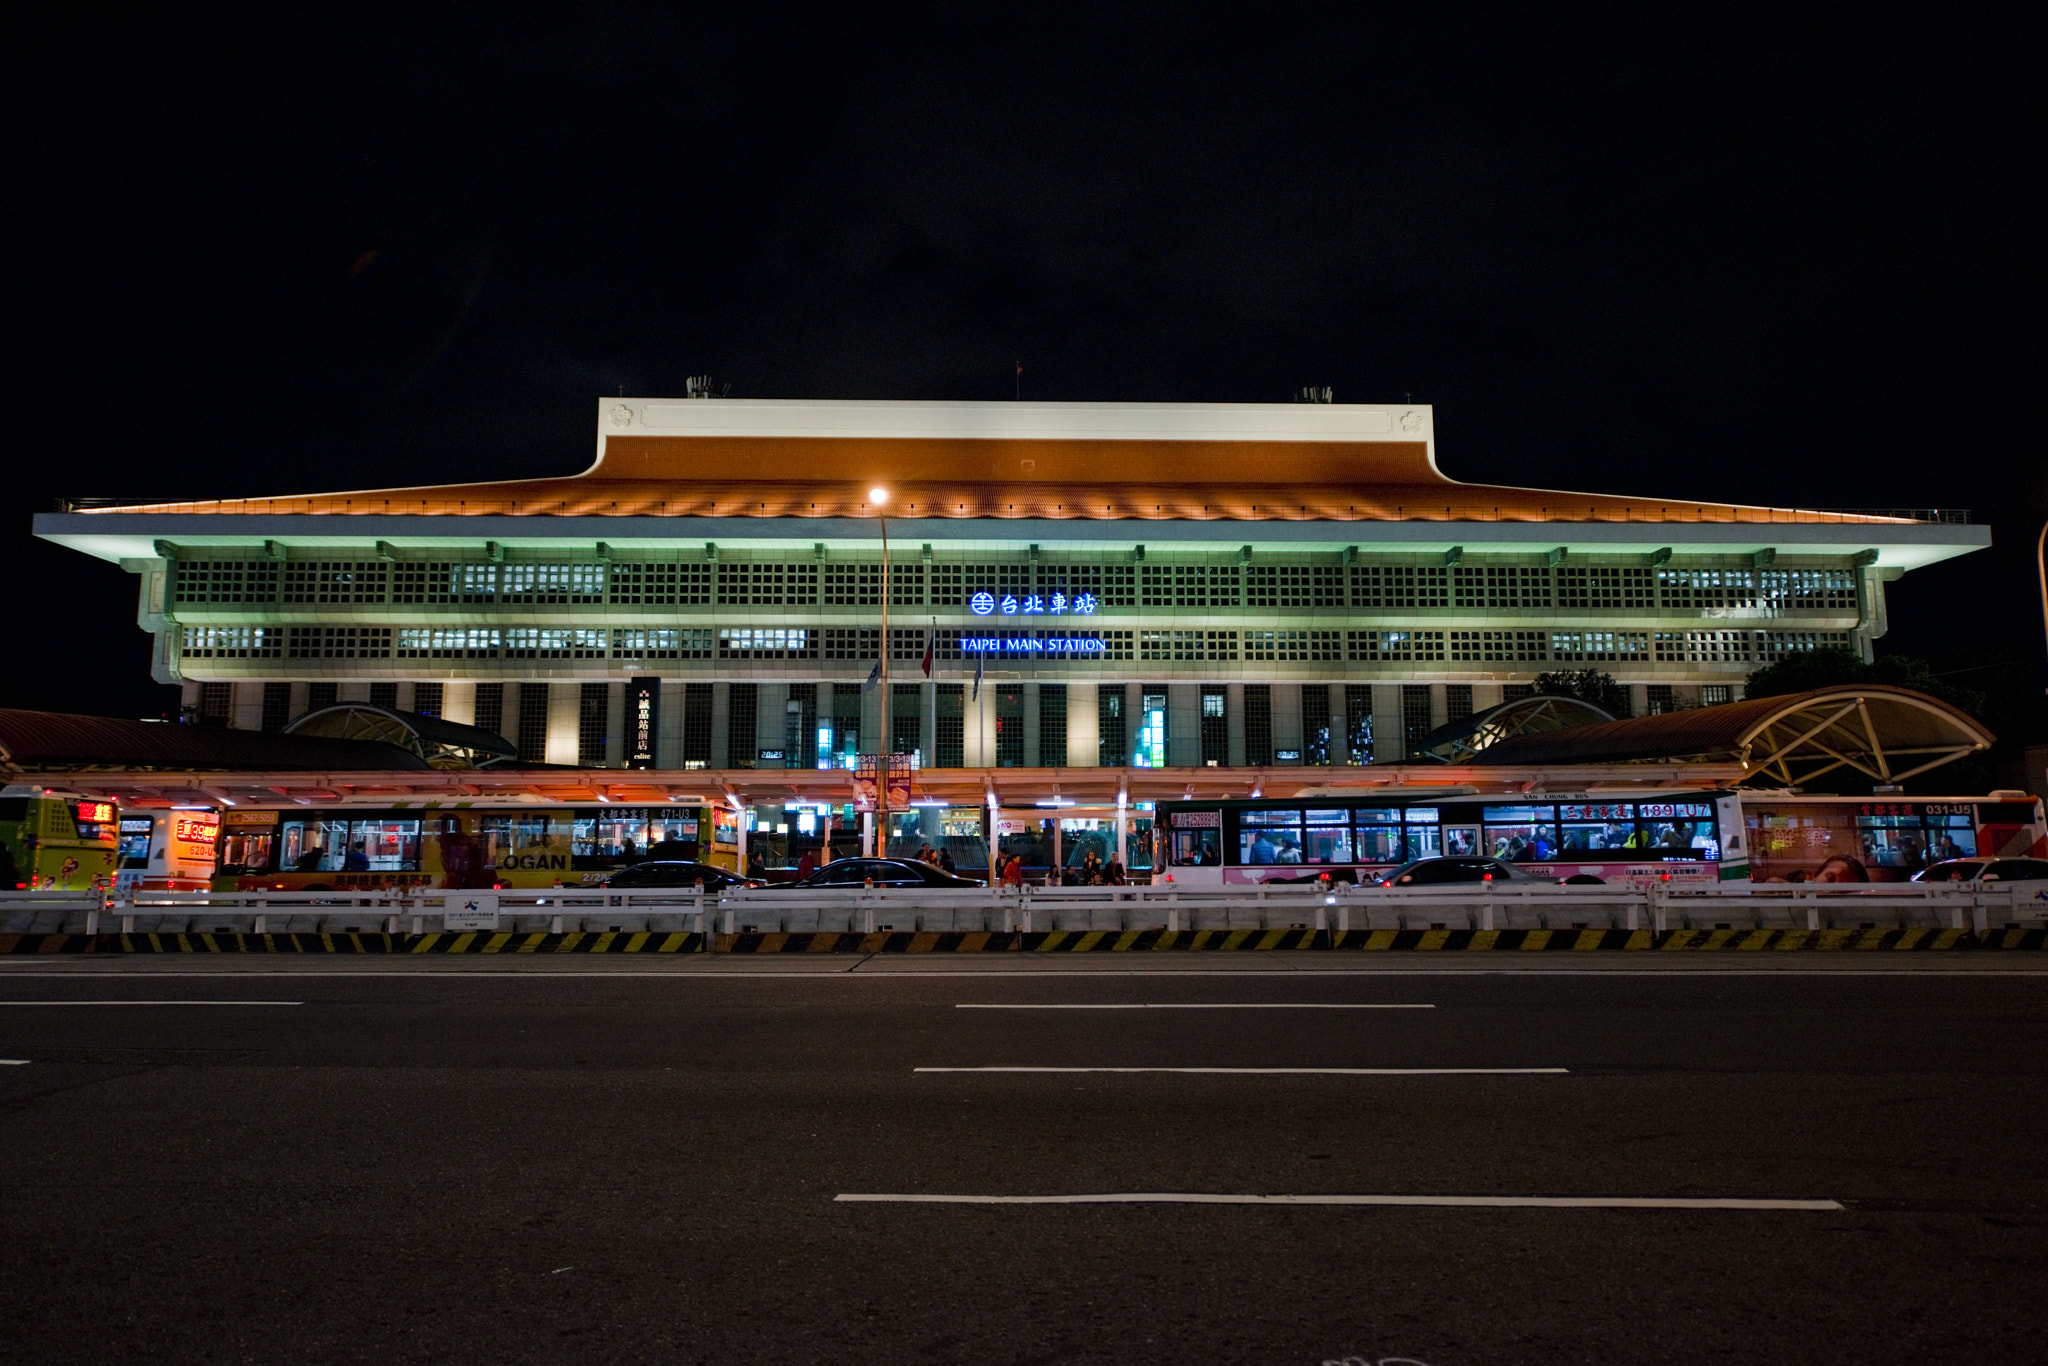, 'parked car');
1368,857,1561,888
601,860,760,891
1913,857,2048,886
775,857,986,890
